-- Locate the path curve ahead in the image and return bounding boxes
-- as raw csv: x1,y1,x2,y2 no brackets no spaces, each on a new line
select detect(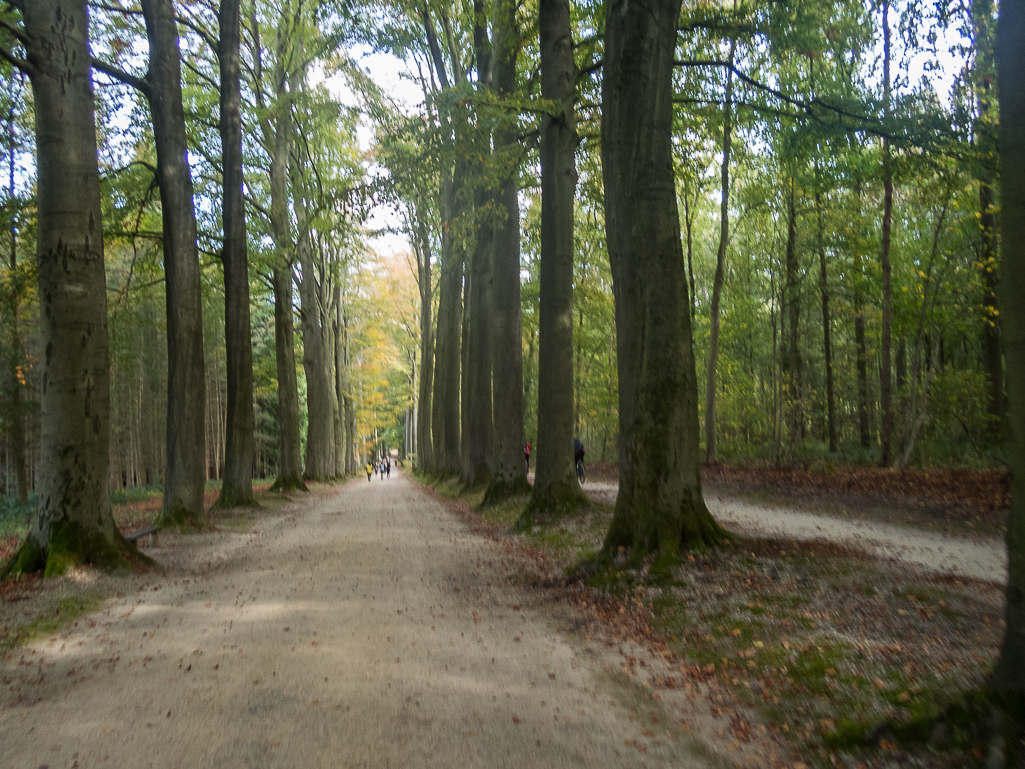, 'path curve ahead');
582,480,1008,584
1,472,718,769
